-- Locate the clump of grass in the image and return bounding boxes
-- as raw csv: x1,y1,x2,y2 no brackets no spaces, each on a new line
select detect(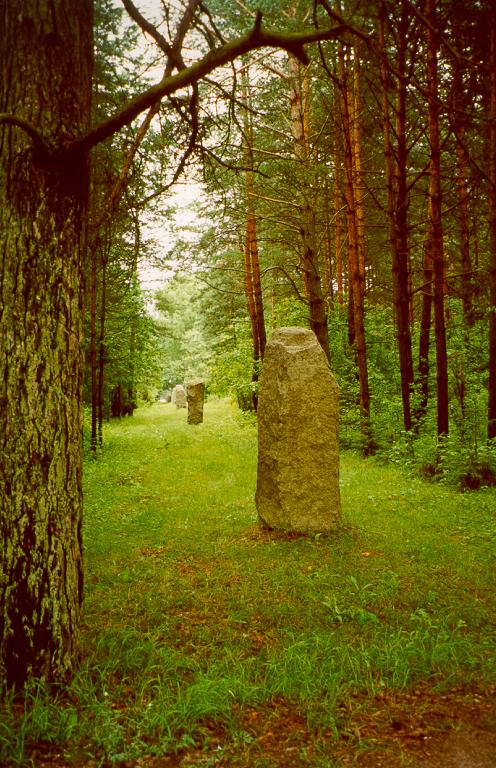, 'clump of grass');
1,398,495,766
